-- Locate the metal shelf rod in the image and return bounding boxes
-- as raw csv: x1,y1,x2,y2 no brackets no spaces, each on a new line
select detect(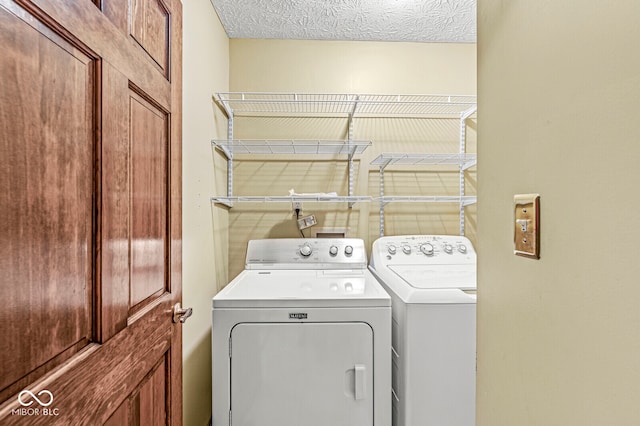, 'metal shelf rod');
227,114,233,197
